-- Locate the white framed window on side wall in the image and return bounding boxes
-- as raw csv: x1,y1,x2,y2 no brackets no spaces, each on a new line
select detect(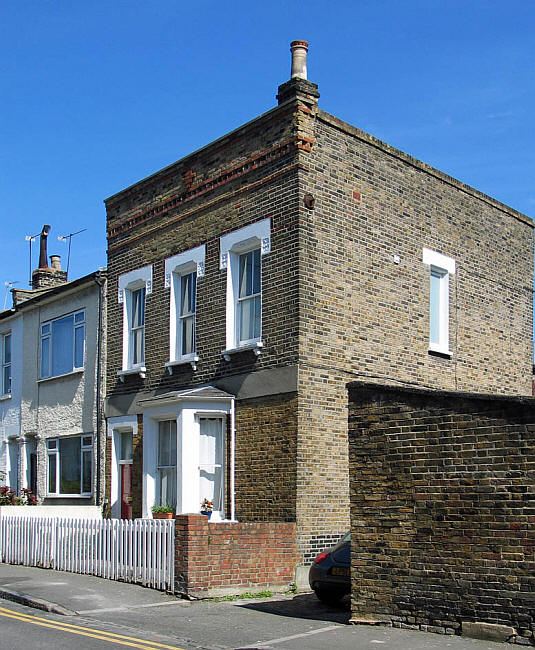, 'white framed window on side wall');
422,247,455,356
